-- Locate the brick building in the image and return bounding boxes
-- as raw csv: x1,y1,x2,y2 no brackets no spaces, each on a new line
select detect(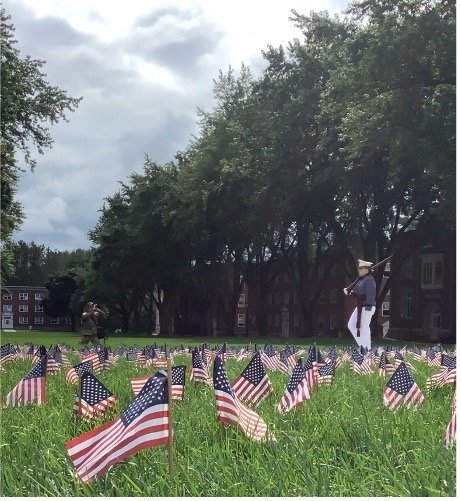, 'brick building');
387,230,455,342
1,285,73,331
